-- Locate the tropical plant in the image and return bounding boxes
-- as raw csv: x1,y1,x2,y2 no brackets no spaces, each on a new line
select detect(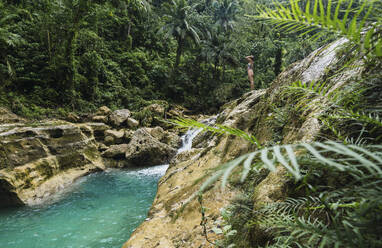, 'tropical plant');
174,116,382,247
212,0,239,33
249,0,382,56
285,80,382,141
160,0,201,68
